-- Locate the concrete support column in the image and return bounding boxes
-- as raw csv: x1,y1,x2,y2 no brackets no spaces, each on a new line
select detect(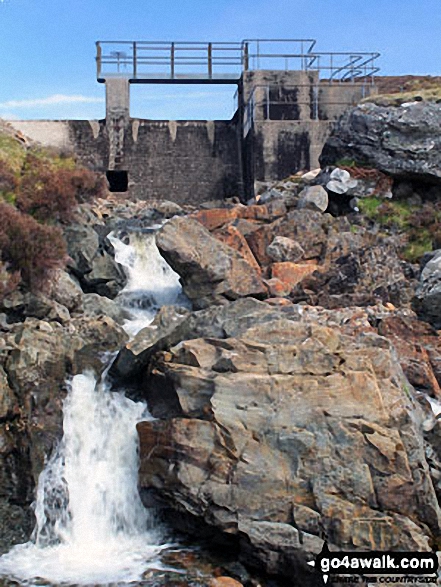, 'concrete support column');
105,78,130,120
105,79,130,171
